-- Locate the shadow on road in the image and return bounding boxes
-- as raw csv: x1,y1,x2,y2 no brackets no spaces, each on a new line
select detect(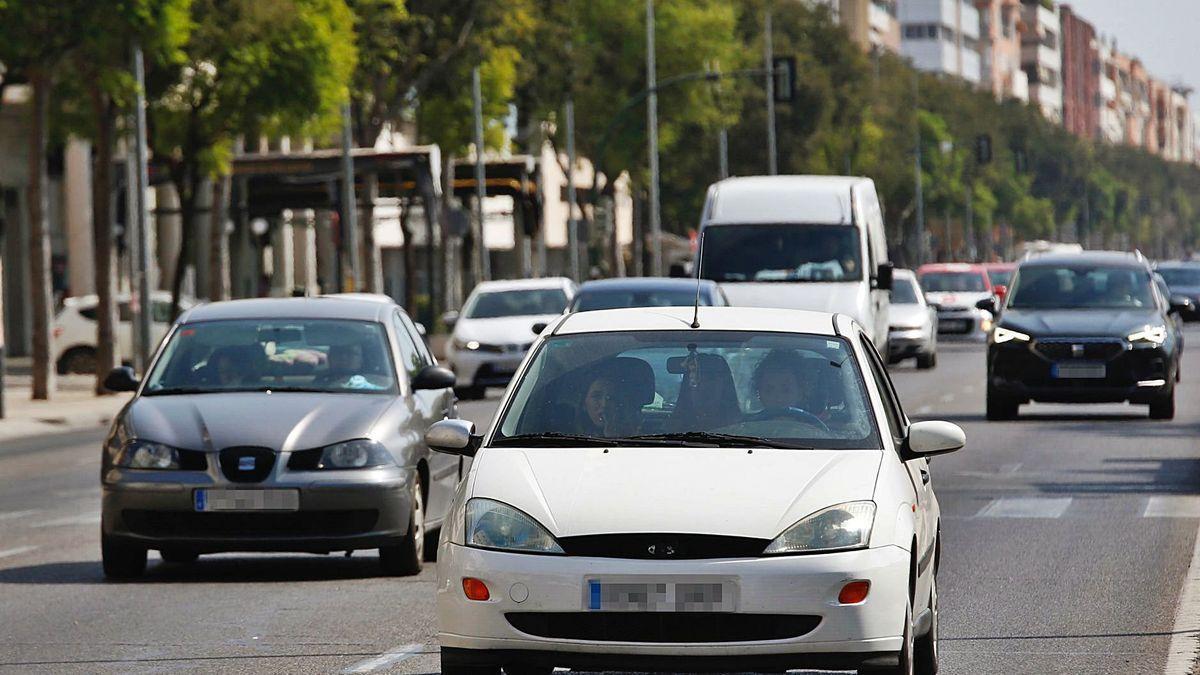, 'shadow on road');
0,554,430,584
1031,456,1200,496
